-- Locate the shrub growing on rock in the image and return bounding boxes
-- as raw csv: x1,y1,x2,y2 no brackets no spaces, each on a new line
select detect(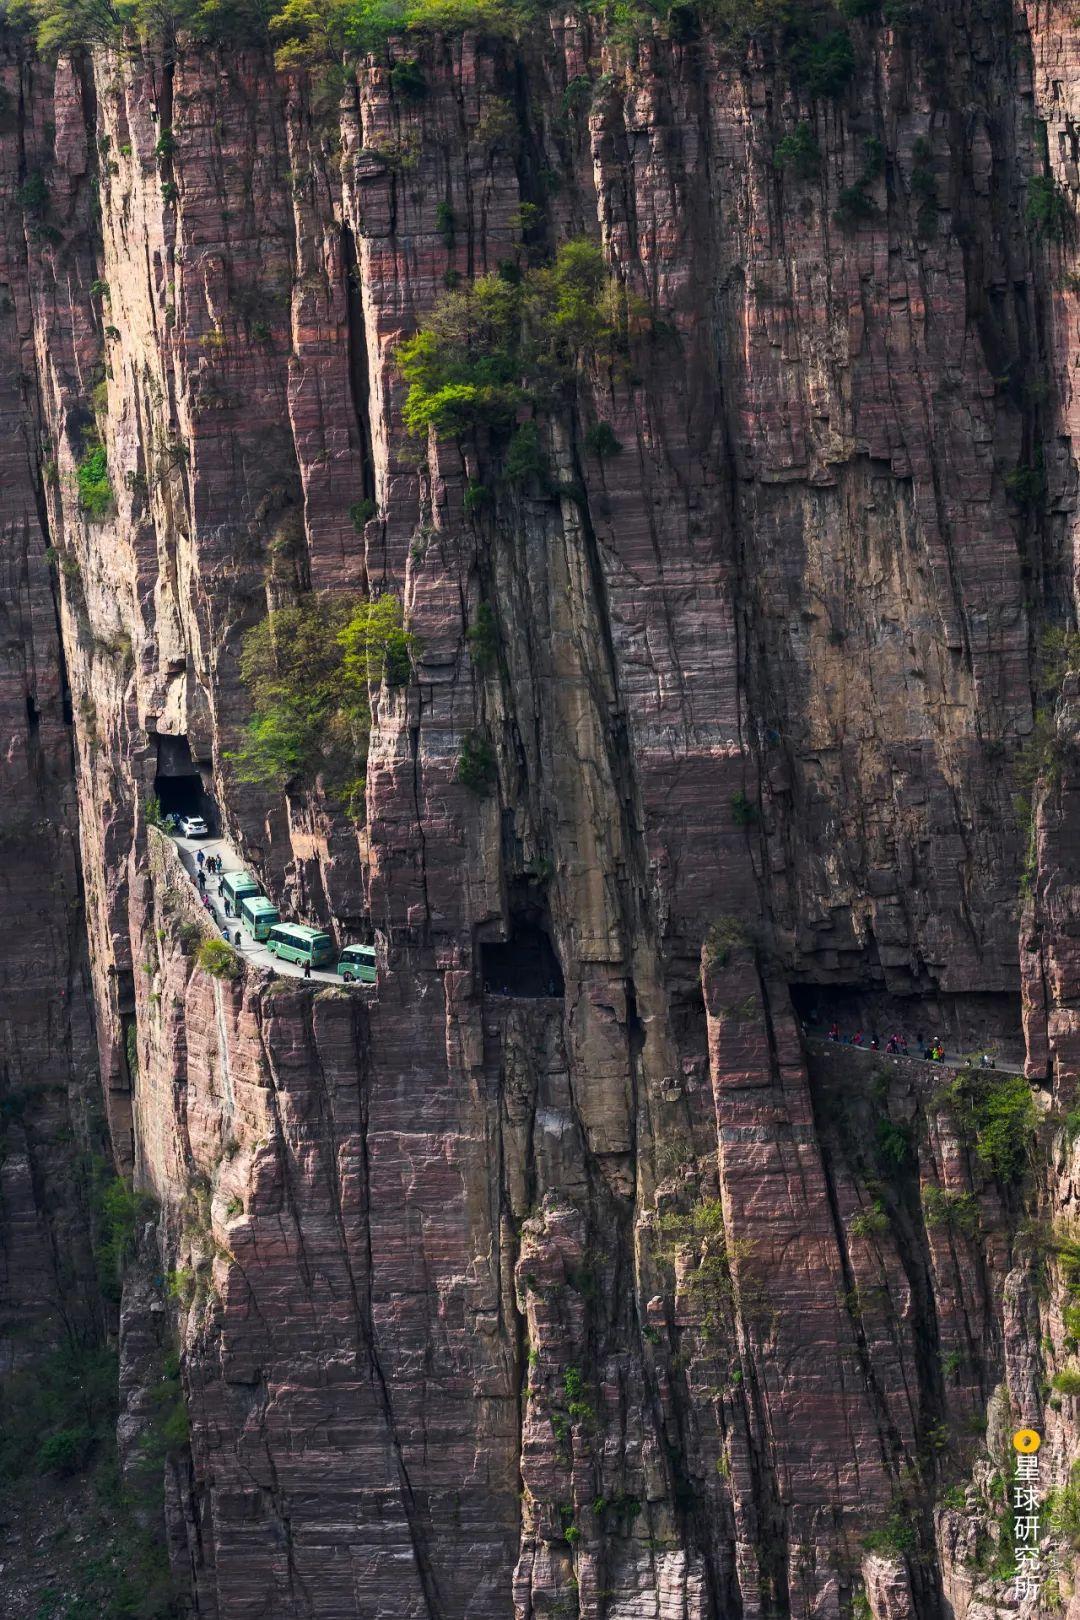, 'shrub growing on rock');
921,1186,980,1235
1027,174,1069,239
196,939,241,980
349,497,377,531
398,239,644,440
936,1068,1037,1182
774,120,820,178
848,1202,889,1238
730,789,757,825
76,440,114,519
584,420,622,459
703,914,750,968
389,55,427,98
1047,1462,1080,1546
466,602,499,668
457,730,496,793
230,592,413,801
834,182,878,228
